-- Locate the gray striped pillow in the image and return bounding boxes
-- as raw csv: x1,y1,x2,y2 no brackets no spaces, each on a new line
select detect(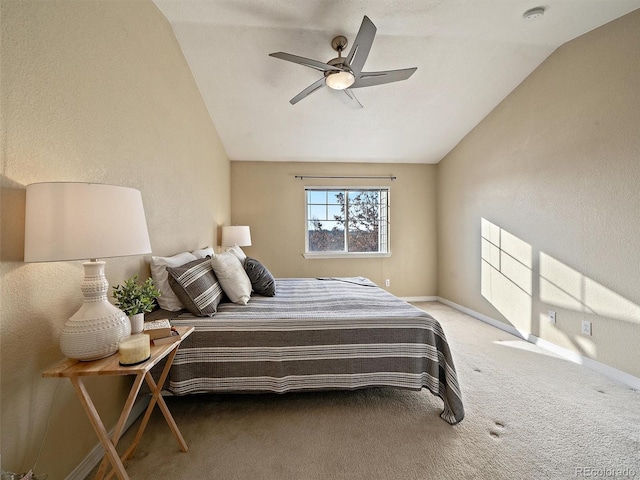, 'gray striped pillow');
167,257,223,316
